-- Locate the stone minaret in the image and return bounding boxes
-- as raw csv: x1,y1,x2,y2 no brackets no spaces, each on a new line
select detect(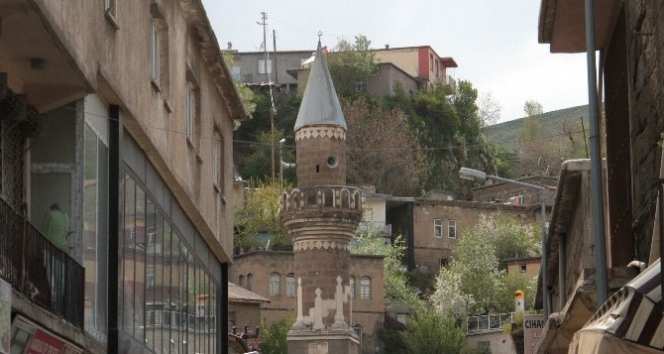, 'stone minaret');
281,40,363,354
